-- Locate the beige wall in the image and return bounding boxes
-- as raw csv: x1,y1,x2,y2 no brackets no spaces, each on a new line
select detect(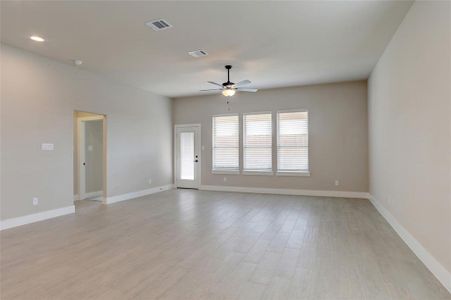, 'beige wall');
1,44,173,220
173,81,368,192
368,1,451,273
